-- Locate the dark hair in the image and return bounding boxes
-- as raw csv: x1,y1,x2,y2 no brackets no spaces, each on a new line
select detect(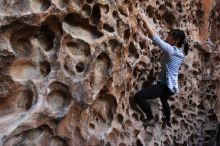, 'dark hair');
170,29,189,55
